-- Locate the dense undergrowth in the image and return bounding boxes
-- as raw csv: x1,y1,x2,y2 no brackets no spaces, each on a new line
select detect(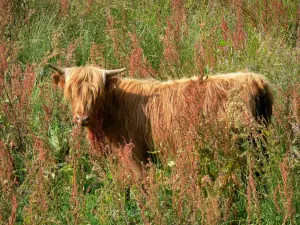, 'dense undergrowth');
0,0,299,224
